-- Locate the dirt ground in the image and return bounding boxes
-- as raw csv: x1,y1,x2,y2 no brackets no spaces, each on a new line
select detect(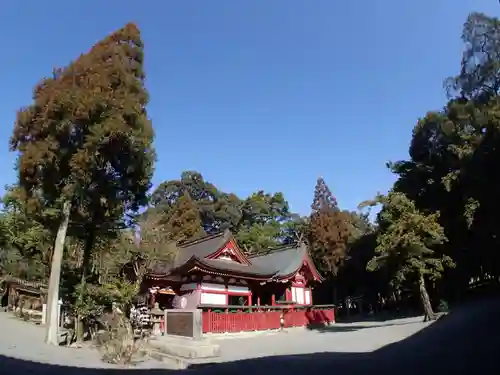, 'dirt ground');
0,297,499,374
